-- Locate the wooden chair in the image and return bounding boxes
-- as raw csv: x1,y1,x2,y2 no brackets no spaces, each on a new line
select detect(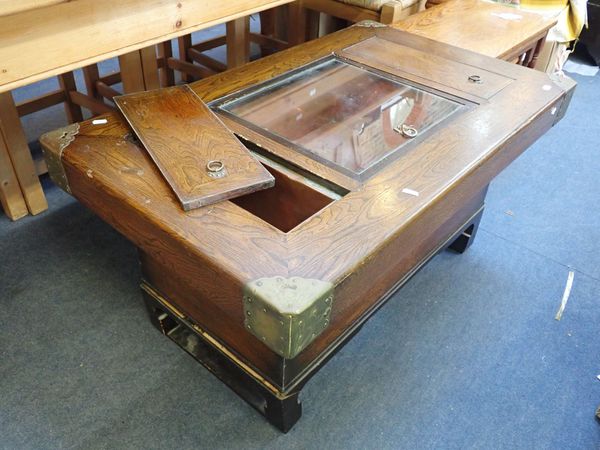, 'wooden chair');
176,10,292,83
77,44,171,116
